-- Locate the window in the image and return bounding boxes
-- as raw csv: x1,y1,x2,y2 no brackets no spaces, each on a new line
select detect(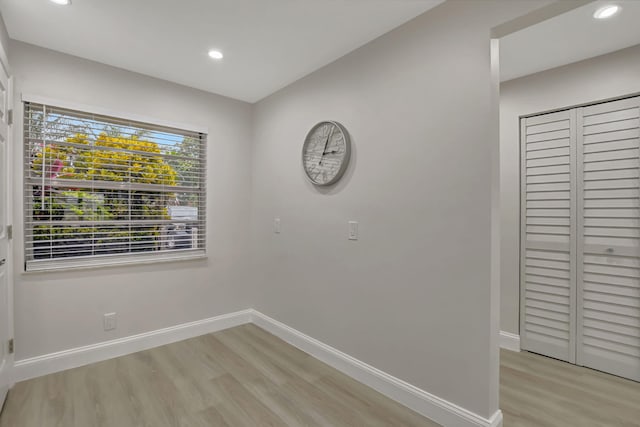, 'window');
23,100,207,271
